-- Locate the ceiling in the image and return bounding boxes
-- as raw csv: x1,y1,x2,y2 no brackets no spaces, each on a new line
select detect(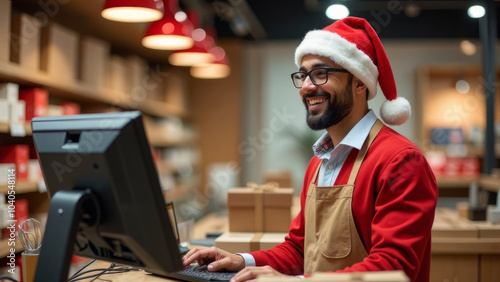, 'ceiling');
10,0,500,64
188,0,500,40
